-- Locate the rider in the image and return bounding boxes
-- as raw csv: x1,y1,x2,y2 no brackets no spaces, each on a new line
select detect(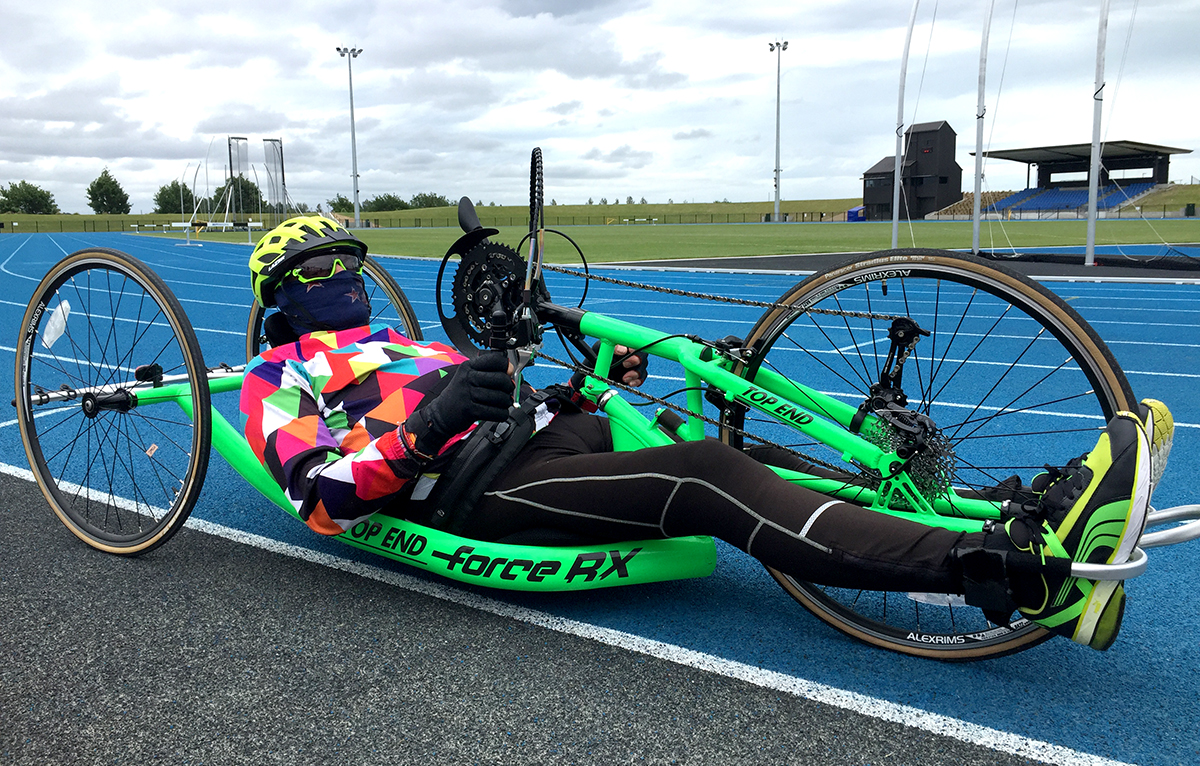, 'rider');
241,215,1166,651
